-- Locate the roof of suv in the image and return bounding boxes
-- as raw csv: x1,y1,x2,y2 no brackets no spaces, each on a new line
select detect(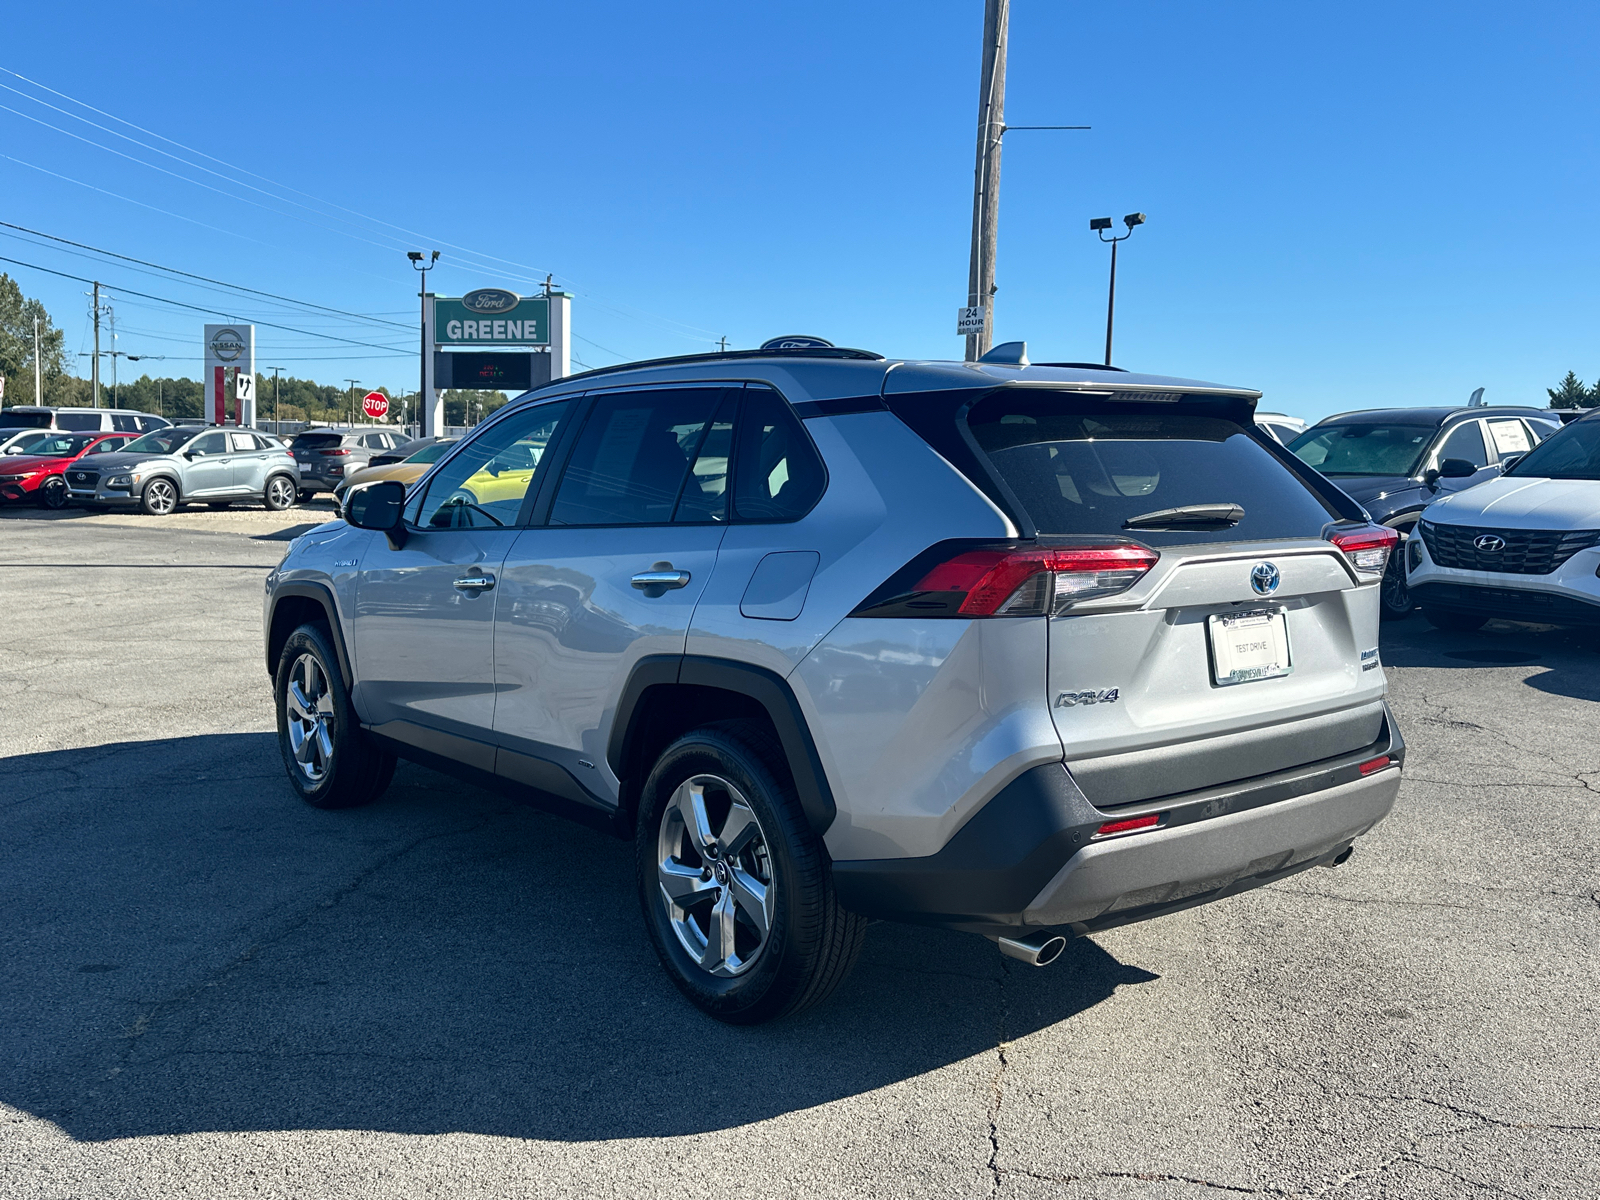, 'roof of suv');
1316,406,1553,425
520,347,1263,406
